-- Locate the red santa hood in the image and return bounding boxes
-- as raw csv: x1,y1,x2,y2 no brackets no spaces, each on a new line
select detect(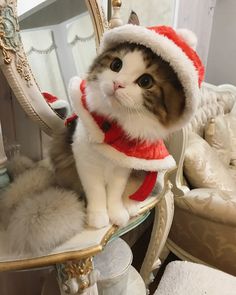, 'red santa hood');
71,80,176,172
